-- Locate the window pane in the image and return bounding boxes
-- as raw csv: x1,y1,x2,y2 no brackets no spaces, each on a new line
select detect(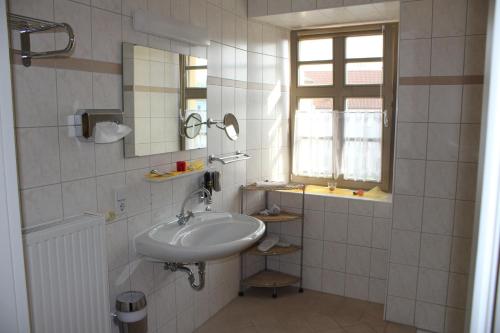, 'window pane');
299,38,333,61
346,35,383,59
298,64,333,86
186,69,207,87
298,98,333,112
188,56,207,66
345,61,383,85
